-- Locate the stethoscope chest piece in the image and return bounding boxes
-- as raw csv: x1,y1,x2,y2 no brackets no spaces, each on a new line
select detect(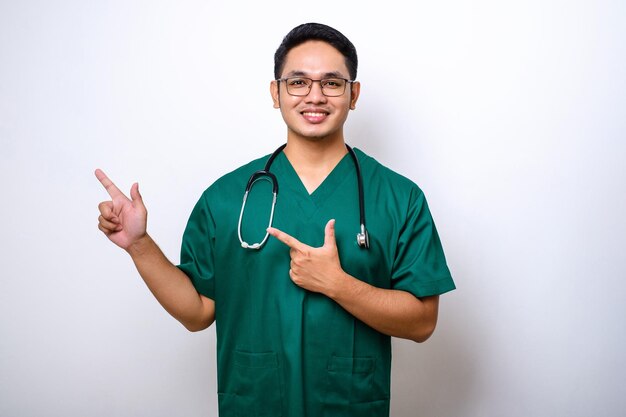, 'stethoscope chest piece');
357,225,370,249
